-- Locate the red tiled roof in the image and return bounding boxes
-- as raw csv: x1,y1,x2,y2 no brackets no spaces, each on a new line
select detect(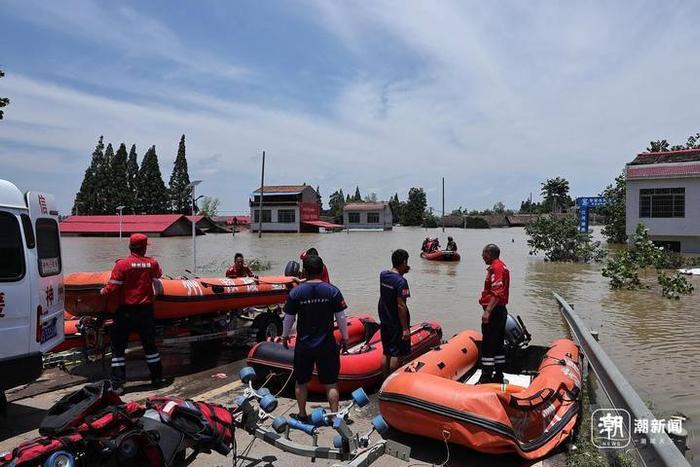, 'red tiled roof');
60,214,189,234
343,202,388,211
252,185,309,194
627,163,700,179
630,148,700,165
